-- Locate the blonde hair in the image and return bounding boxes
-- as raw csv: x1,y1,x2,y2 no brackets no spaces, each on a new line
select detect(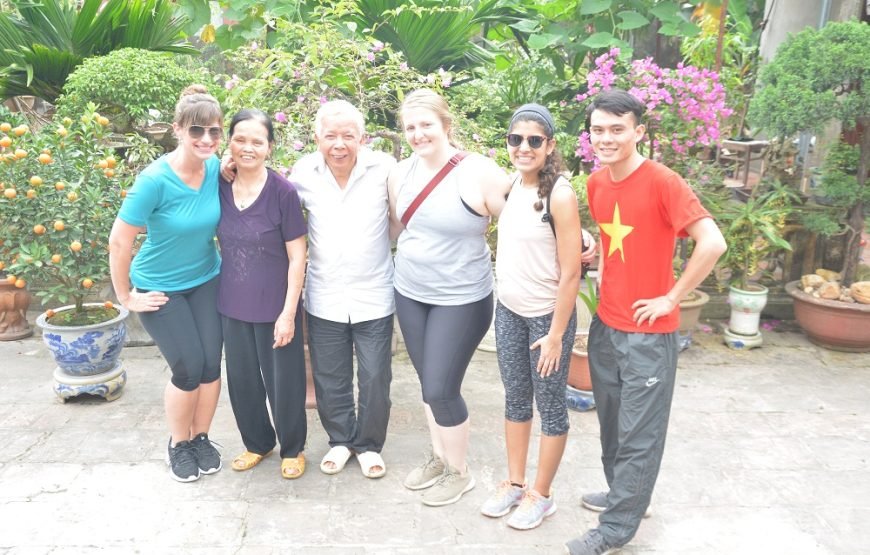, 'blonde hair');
174,84,222,128
400,89,458,147
314,100,366,137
